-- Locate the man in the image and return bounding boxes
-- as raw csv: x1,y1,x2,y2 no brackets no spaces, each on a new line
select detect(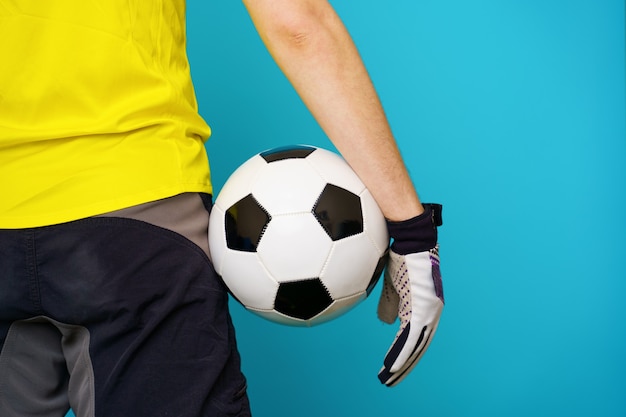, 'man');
0,1,443,416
